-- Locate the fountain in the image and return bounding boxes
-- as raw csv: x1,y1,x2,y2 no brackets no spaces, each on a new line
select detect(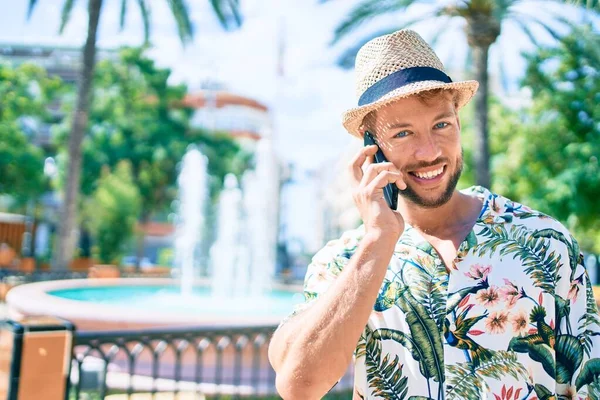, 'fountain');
210,173,245,298
6,138,302,331
175,146,208,296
